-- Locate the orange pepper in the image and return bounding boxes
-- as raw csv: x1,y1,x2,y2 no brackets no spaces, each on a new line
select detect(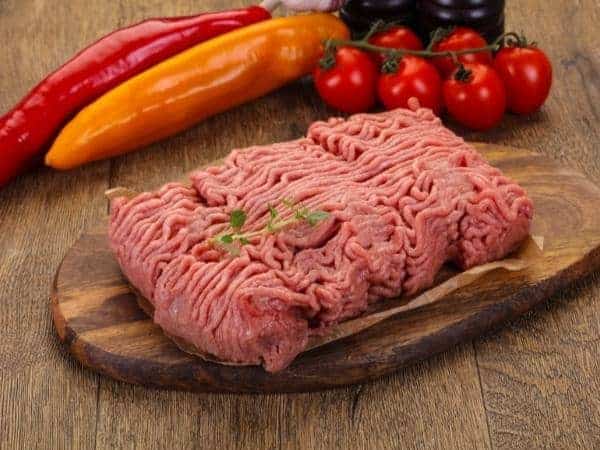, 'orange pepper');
45,14,349,170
